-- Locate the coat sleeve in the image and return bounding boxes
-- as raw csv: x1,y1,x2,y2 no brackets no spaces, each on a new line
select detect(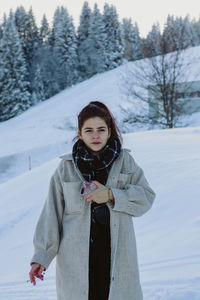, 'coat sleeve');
110,153,156,217
30,164,64,270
